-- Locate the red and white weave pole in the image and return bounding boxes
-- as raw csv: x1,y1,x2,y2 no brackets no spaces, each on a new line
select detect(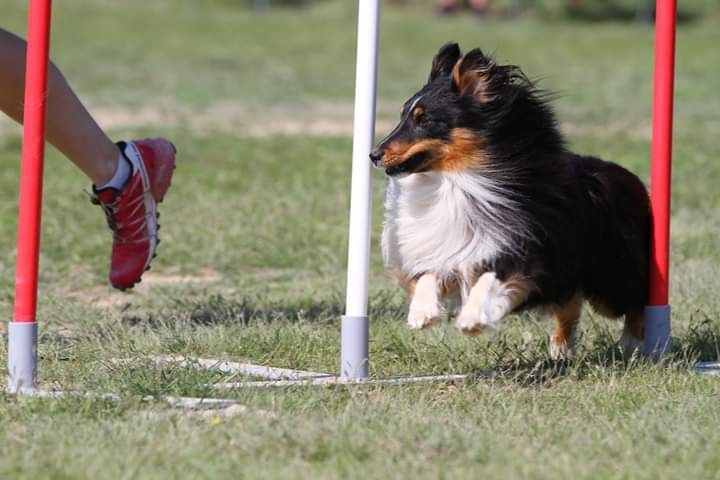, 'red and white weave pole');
644,0,676,358
8,0,53,393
